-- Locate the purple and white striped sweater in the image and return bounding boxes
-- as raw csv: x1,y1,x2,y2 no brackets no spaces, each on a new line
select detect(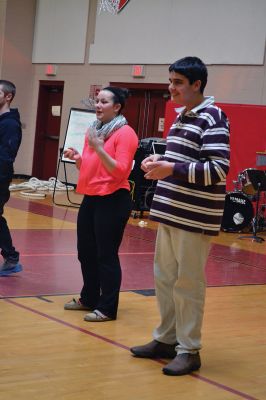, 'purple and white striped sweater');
150,96,230,236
